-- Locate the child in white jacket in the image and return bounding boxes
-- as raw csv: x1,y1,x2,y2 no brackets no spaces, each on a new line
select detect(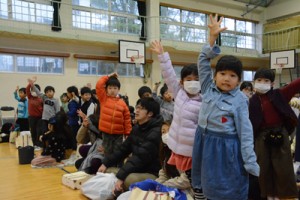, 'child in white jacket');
151,41,204,199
